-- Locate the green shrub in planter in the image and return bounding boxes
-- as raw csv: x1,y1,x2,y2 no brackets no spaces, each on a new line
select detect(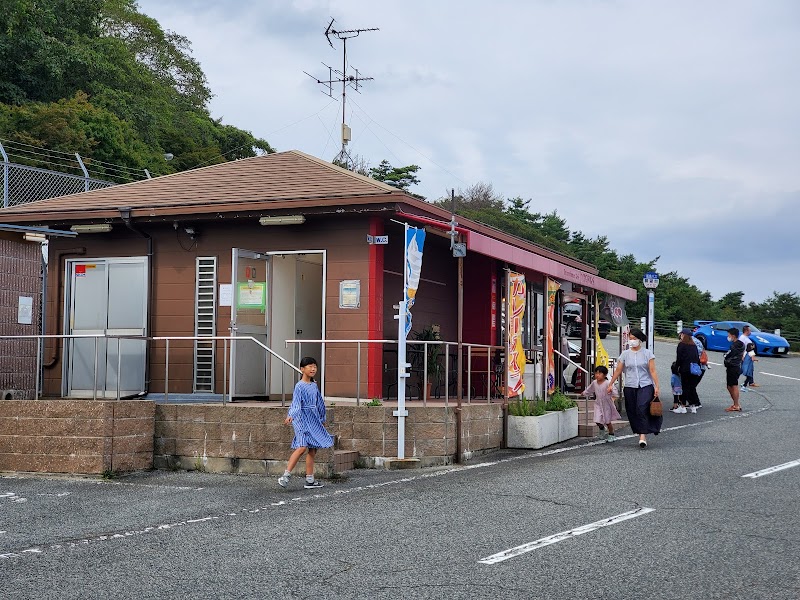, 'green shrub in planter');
545,390,577,411
509,396,546,417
